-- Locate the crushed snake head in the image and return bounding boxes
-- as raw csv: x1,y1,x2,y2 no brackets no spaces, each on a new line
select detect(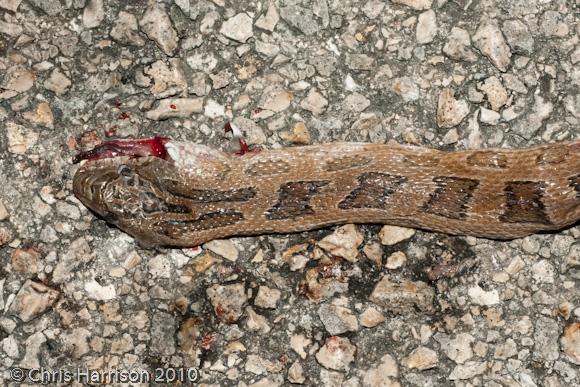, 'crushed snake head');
72,138,580,247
